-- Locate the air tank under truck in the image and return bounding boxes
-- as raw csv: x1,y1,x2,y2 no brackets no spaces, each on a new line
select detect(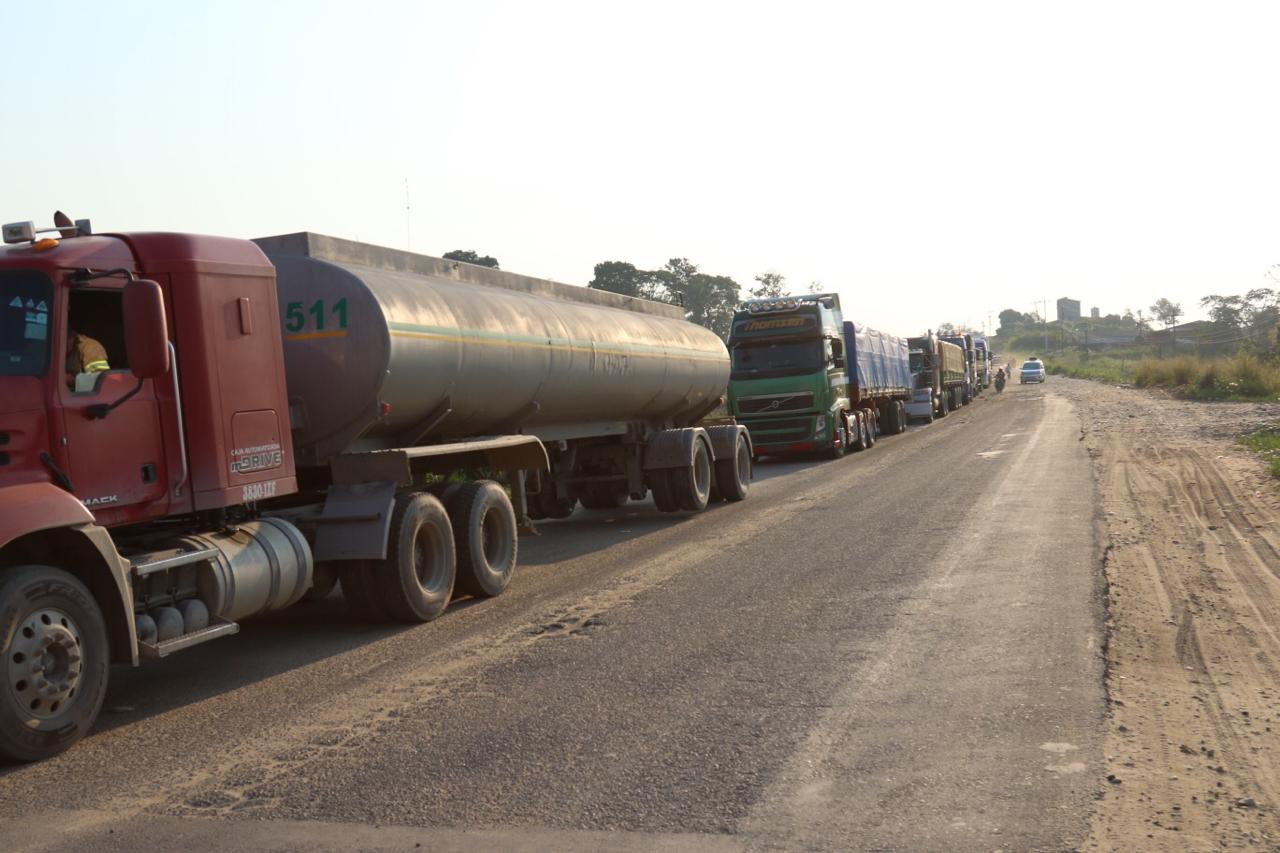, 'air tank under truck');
0,219,752,762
